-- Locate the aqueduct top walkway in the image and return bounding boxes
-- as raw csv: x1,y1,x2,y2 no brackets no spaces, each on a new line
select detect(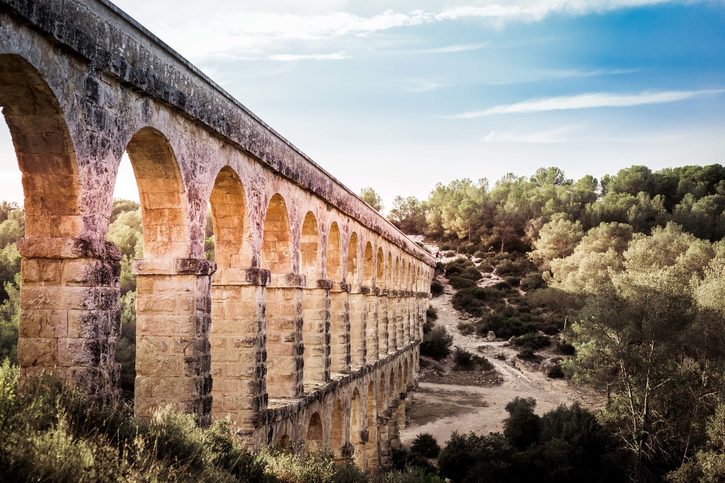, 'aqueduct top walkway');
0,0,434,470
